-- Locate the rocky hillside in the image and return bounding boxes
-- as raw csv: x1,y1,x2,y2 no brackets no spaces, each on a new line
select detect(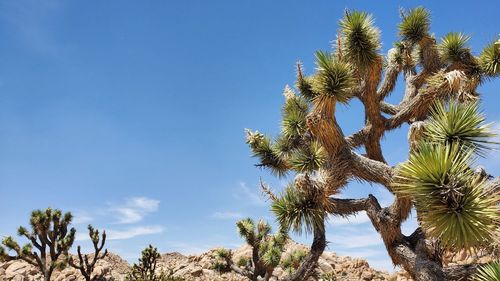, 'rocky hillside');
0,241,410,281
